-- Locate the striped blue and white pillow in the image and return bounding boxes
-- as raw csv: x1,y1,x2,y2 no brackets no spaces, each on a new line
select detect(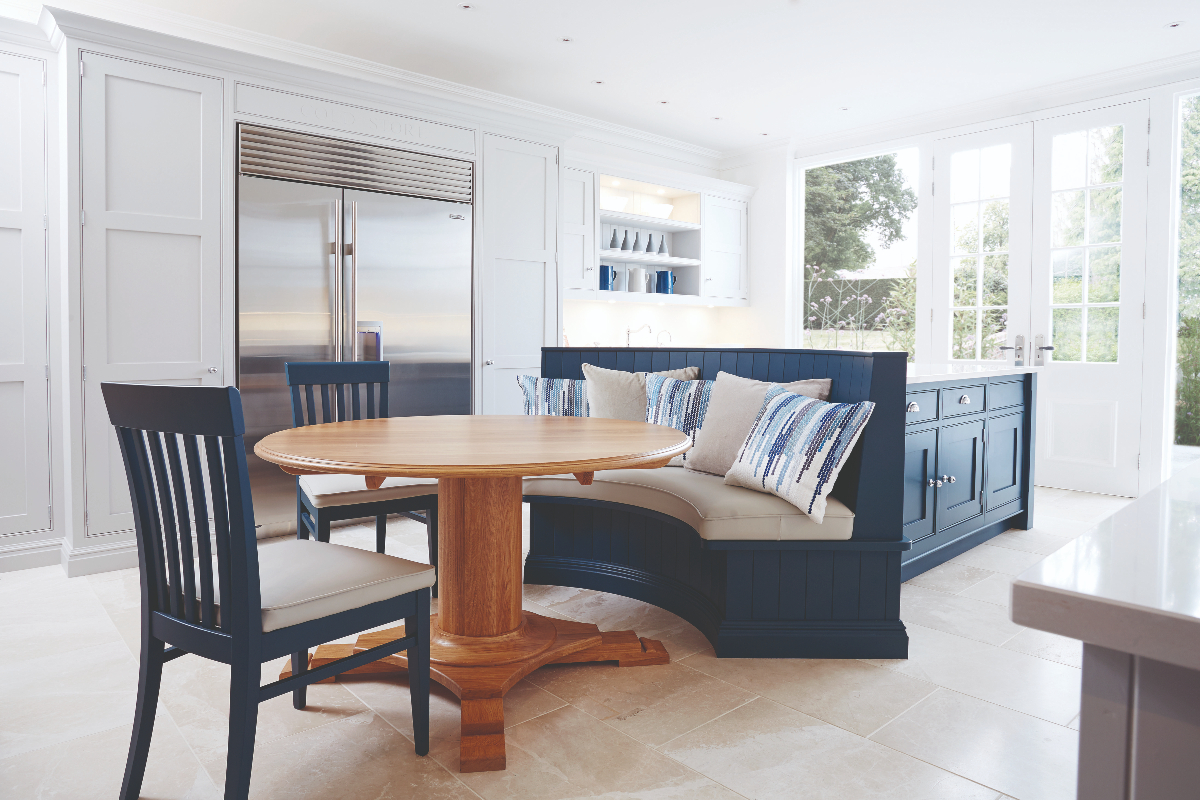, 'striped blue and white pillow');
517,375,589,417
645,375,714,466
725,384,874,523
